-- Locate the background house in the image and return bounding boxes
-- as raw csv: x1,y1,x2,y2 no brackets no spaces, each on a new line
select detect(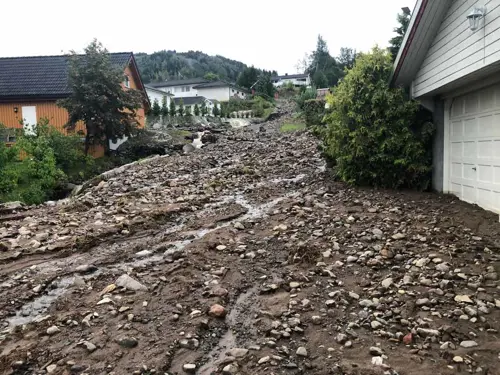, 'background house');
193,81,248,101
147,78,208,98
392,0,500,214
271,73,311,88
0,52,149,154
145,84,173,107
